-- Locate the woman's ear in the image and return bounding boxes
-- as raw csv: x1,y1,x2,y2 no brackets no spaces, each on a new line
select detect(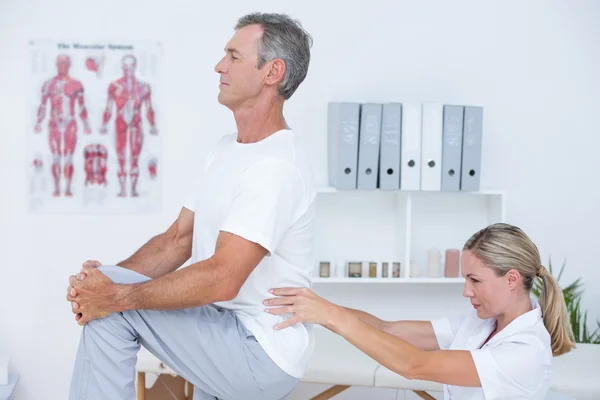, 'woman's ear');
506,268,522,289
